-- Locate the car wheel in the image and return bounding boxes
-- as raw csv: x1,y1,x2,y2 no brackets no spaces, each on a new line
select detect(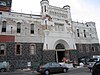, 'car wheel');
63,68,67,73
0,68,6,72
44,70,50,75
